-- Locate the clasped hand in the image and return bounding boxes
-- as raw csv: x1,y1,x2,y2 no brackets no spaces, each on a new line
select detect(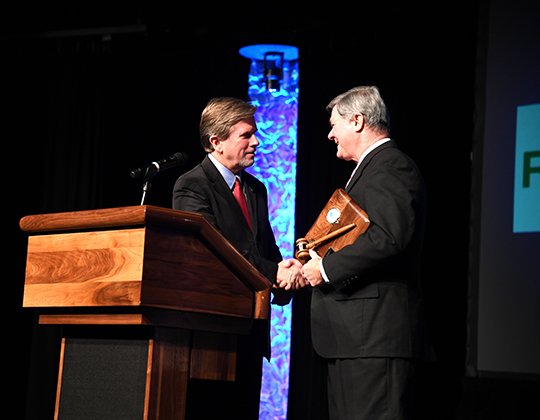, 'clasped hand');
276,249,324,290
276,258,307,290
